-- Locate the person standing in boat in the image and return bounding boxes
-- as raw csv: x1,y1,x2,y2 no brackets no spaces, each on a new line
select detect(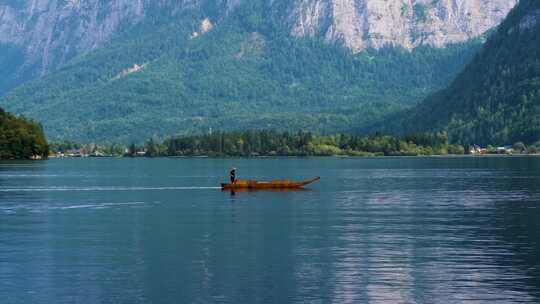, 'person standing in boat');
230,168,237,184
